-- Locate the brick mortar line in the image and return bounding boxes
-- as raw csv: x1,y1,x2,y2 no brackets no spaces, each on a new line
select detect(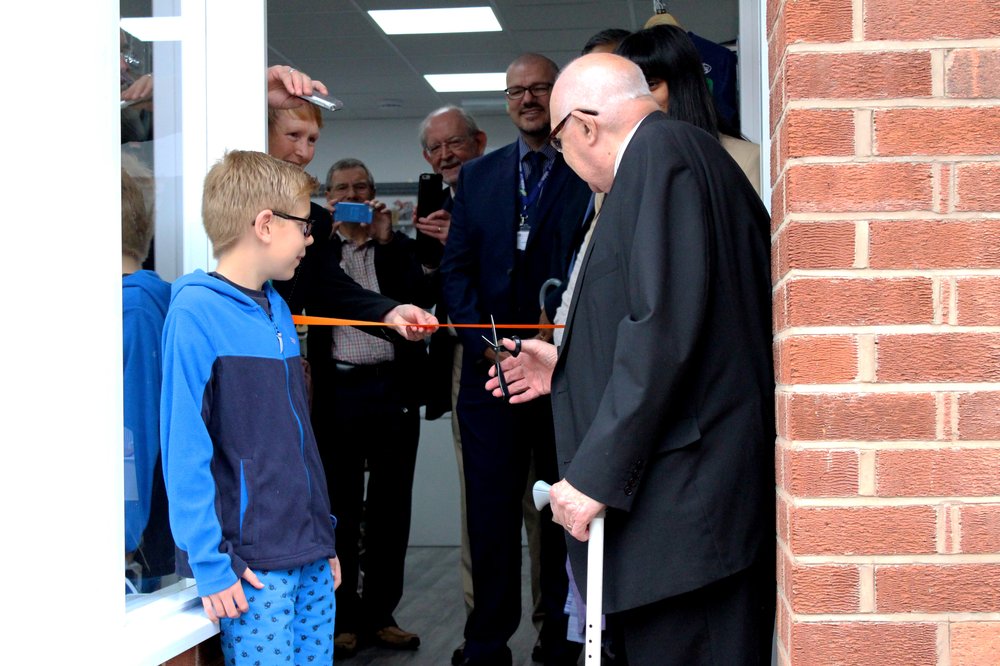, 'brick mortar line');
786,98,1000,109
784,212,1000,222
773,324,1000,336
937,623,951,666
784,154,1000,166
782,268,1000,278
851,0,863,42
769,272,1000,297
775,438,1000,449
786,39,1000,53
790,497,1000,508
782,382,1000,393
794,555,1000,565
788,612,1000,622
